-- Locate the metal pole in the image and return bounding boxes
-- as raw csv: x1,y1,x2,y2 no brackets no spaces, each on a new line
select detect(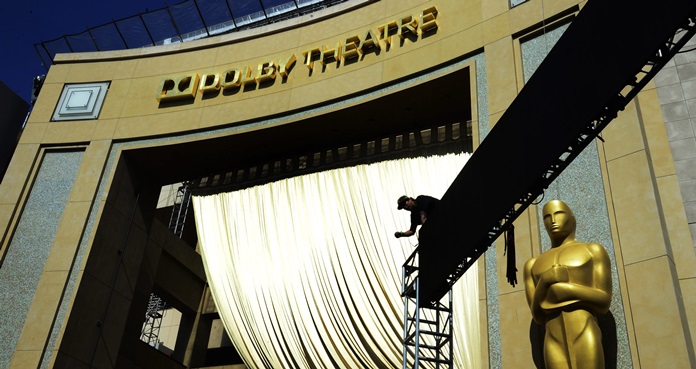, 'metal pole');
223,0,238,28
139,14,157,46
87,29,100,51
112,19,130,48
402,265,409,369
414,277,420,369
63,36,74,53
165,4,184,42
192,0,210,37
257,0,268,18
